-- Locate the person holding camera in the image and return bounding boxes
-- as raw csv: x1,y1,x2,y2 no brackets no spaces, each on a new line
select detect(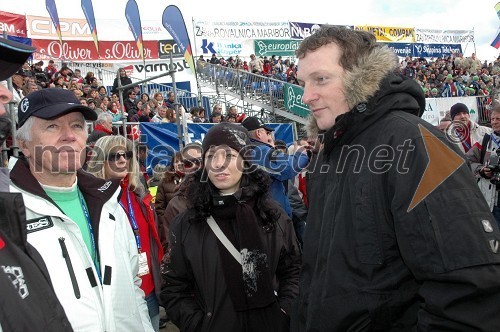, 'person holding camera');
466,104,500,226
